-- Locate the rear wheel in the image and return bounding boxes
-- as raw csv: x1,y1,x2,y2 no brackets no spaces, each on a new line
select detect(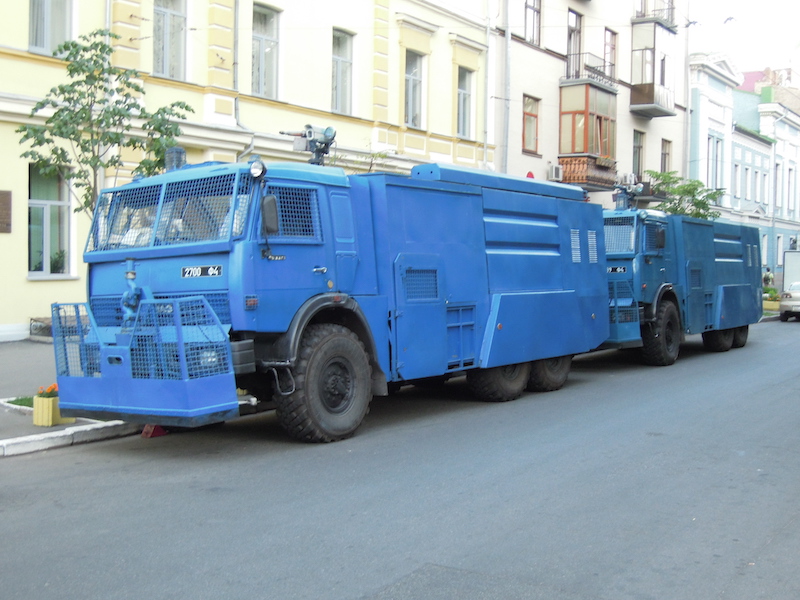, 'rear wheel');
732,325,749,348
702,328,735,352
274,324,372,442
467,362,532,402
780,312,790,322
527,355,572,392
641,301,681,366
